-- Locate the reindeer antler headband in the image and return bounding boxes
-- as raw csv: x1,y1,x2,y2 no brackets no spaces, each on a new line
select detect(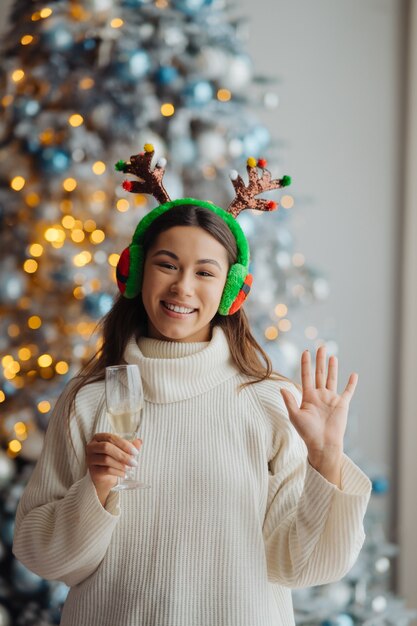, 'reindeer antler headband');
114,143,291,315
